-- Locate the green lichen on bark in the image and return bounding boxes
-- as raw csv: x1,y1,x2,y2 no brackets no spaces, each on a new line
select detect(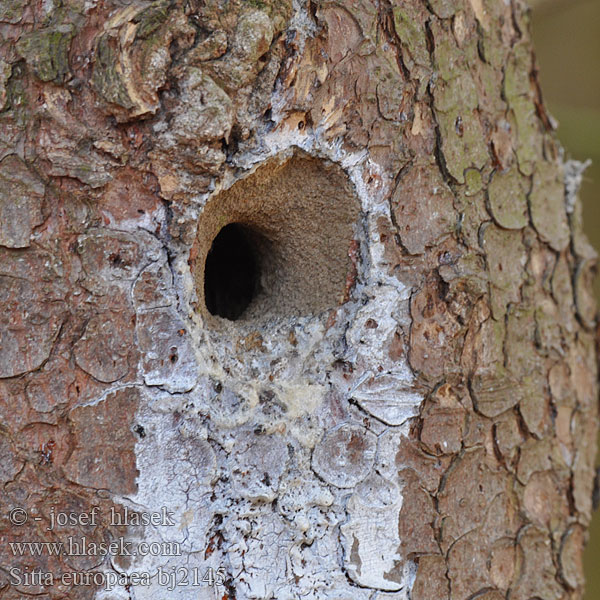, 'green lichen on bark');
427,0,456,19
16,25,75,83
91,32,135,110
0,0,26,23
0,63,29,128
133,0,170,39
481,223,527,320
487,166,529,230
529,161,570,252
431,22,489,183
392,4,430,69
0,59,11,110
503,41,542,176
90,4,197,121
